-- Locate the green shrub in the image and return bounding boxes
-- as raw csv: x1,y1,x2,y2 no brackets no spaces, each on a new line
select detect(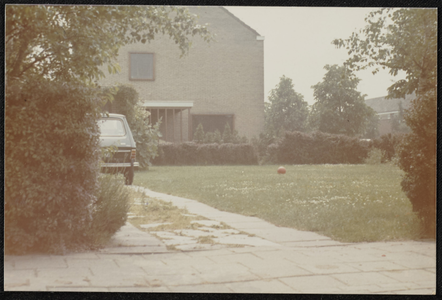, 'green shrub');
152,142,258,165
396,92,436,238
222,123,233,143
130,106,161,168
5,79,102,254
267,131,371,165
204,131,215,143
193,123,205,143
213,130,222,144
104,85,161,169
372,133,405,162
364,148,385,165
87,174,131,248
